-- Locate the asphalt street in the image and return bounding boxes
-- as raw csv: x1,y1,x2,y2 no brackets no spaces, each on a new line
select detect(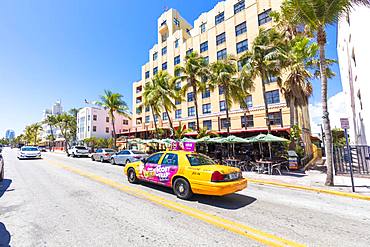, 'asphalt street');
1,148,370,247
